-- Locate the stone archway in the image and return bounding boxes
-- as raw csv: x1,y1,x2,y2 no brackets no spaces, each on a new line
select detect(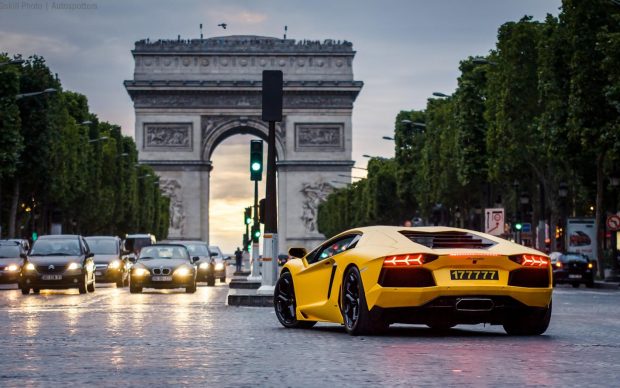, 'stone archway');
125,35,363,252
